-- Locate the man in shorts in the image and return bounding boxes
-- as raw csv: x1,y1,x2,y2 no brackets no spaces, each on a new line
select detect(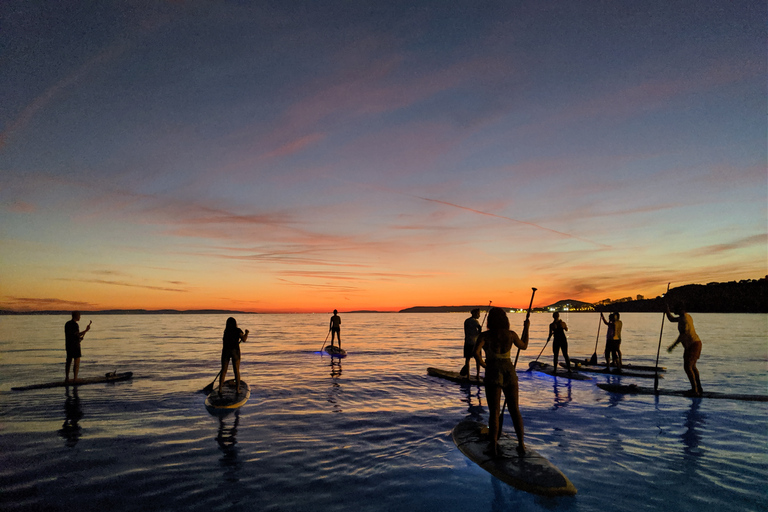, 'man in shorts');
461,308,482,377
666,305,703,396
65,311,91,382
547,312,571,373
